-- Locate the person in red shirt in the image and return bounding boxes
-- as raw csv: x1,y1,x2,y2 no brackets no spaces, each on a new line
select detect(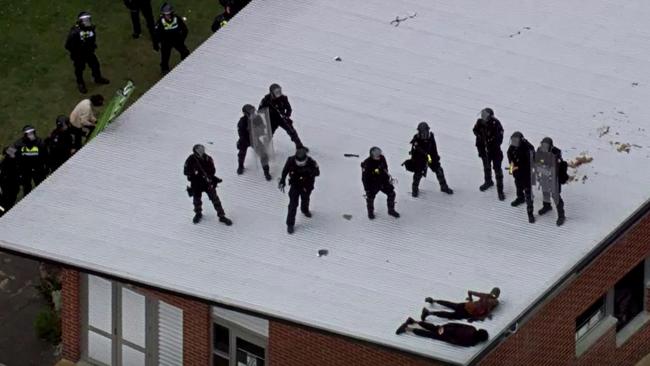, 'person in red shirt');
421,287,500,322
396,317,489,347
